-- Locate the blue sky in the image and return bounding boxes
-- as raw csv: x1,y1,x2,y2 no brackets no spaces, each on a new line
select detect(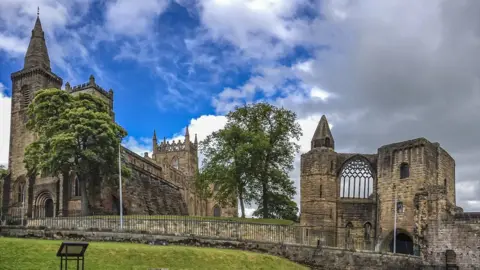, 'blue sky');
1,0,480,212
